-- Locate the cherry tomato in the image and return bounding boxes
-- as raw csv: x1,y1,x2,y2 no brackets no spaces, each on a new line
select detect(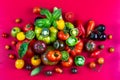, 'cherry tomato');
54,67,63,73
108,34,112,39
23,24,34,32
8,54,16,59
47,50,62,62
15,18,21,23
65,12,74,22
16,41,23,51
15,59,25,69
109,47,115,53
5,45,10,50
97,57,104,65
33,7,40,14
89,62,96,69
91,50,101,58
31,55,41,66
2,33,8,38
61,57,73,67
58,31,69,41
11,40,16,45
